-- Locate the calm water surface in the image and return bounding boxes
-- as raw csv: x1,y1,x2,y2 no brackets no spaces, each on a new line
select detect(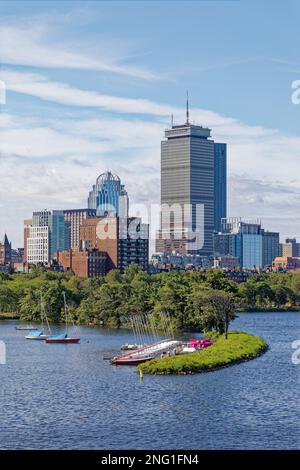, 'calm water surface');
0,312,299,449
